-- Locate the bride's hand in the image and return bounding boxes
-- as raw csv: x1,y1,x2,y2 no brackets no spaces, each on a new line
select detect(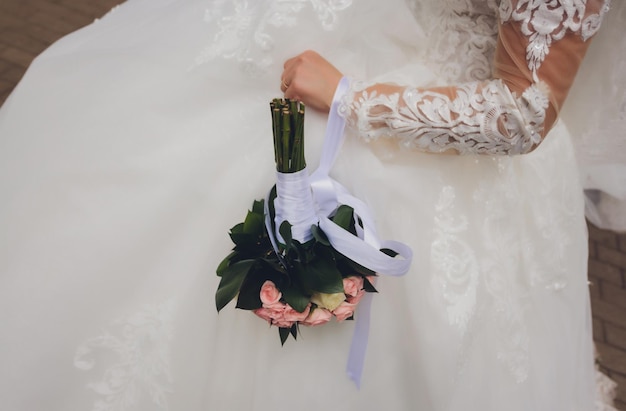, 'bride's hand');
281,50,343,113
